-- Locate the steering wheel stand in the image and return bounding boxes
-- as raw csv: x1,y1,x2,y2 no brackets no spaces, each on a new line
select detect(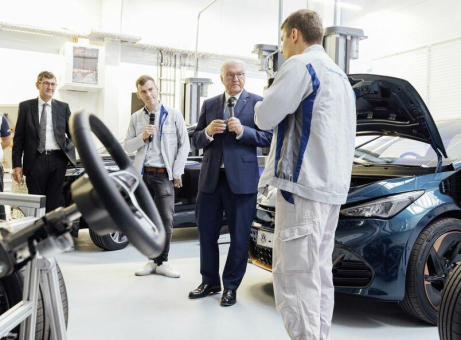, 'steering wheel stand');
0,111,165,339
16,256,68,340
0,200,77,340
